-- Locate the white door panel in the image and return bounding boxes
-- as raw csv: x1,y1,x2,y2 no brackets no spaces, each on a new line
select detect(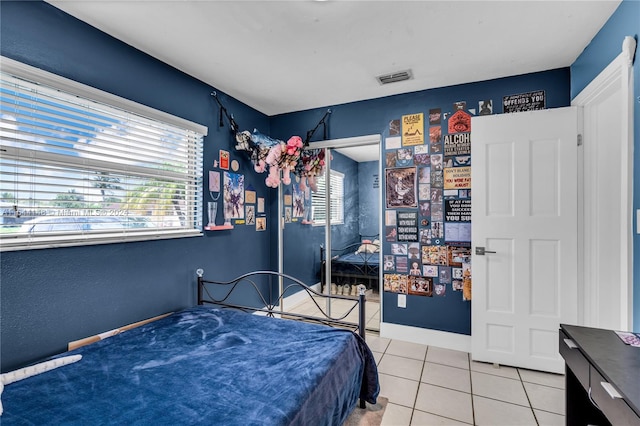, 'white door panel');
472,107,578,373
